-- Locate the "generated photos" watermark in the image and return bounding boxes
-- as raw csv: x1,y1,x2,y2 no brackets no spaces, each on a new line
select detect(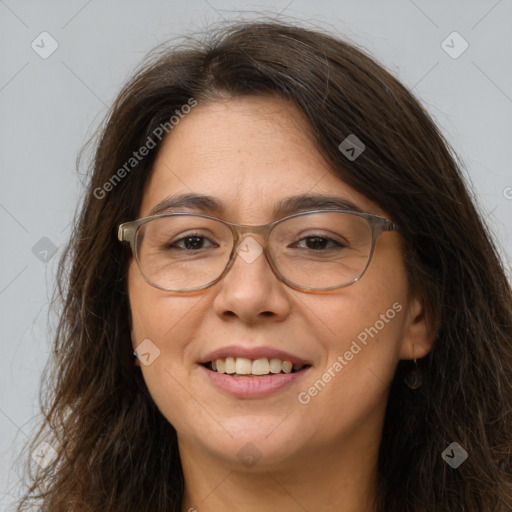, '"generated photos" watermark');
298,301,402,404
